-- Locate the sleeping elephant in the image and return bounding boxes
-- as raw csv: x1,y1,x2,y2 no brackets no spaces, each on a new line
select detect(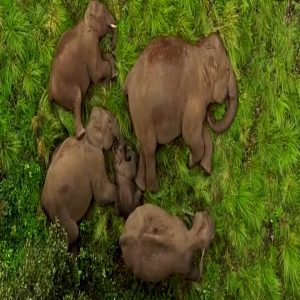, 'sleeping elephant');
41,107,120,248
119,204,215,282
114,142,143,218
124,33,238,192
49,0,117,139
